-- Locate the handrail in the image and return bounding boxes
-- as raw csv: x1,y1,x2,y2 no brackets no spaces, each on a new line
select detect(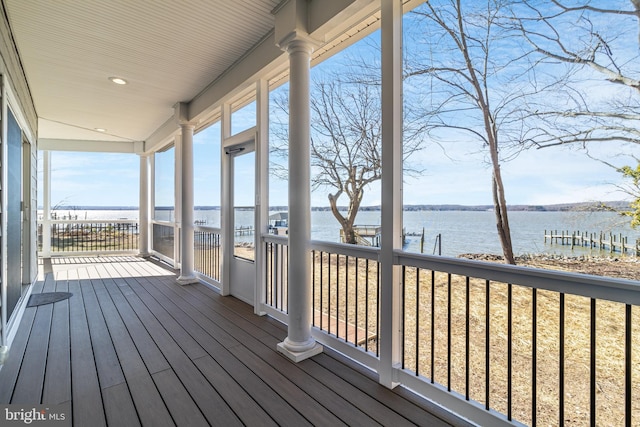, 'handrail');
395,250,640,305
311,239,380,260
264,234,384,261
195,224,221,233
47,219,138,225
